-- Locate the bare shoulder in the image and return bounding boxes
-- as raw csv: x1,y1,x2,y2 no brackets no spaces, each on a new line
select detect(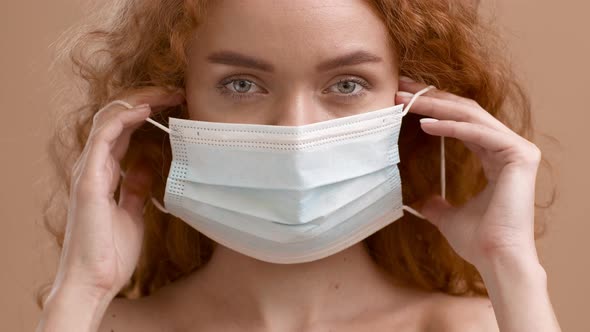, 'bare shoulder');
98,296,163,332
97,272,217,332
425,293,499,332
